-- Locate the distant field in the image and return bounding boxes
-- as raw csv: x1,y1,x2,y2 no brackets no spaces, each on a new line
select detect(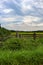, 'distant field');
11,31,43,34
11,31,43,39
